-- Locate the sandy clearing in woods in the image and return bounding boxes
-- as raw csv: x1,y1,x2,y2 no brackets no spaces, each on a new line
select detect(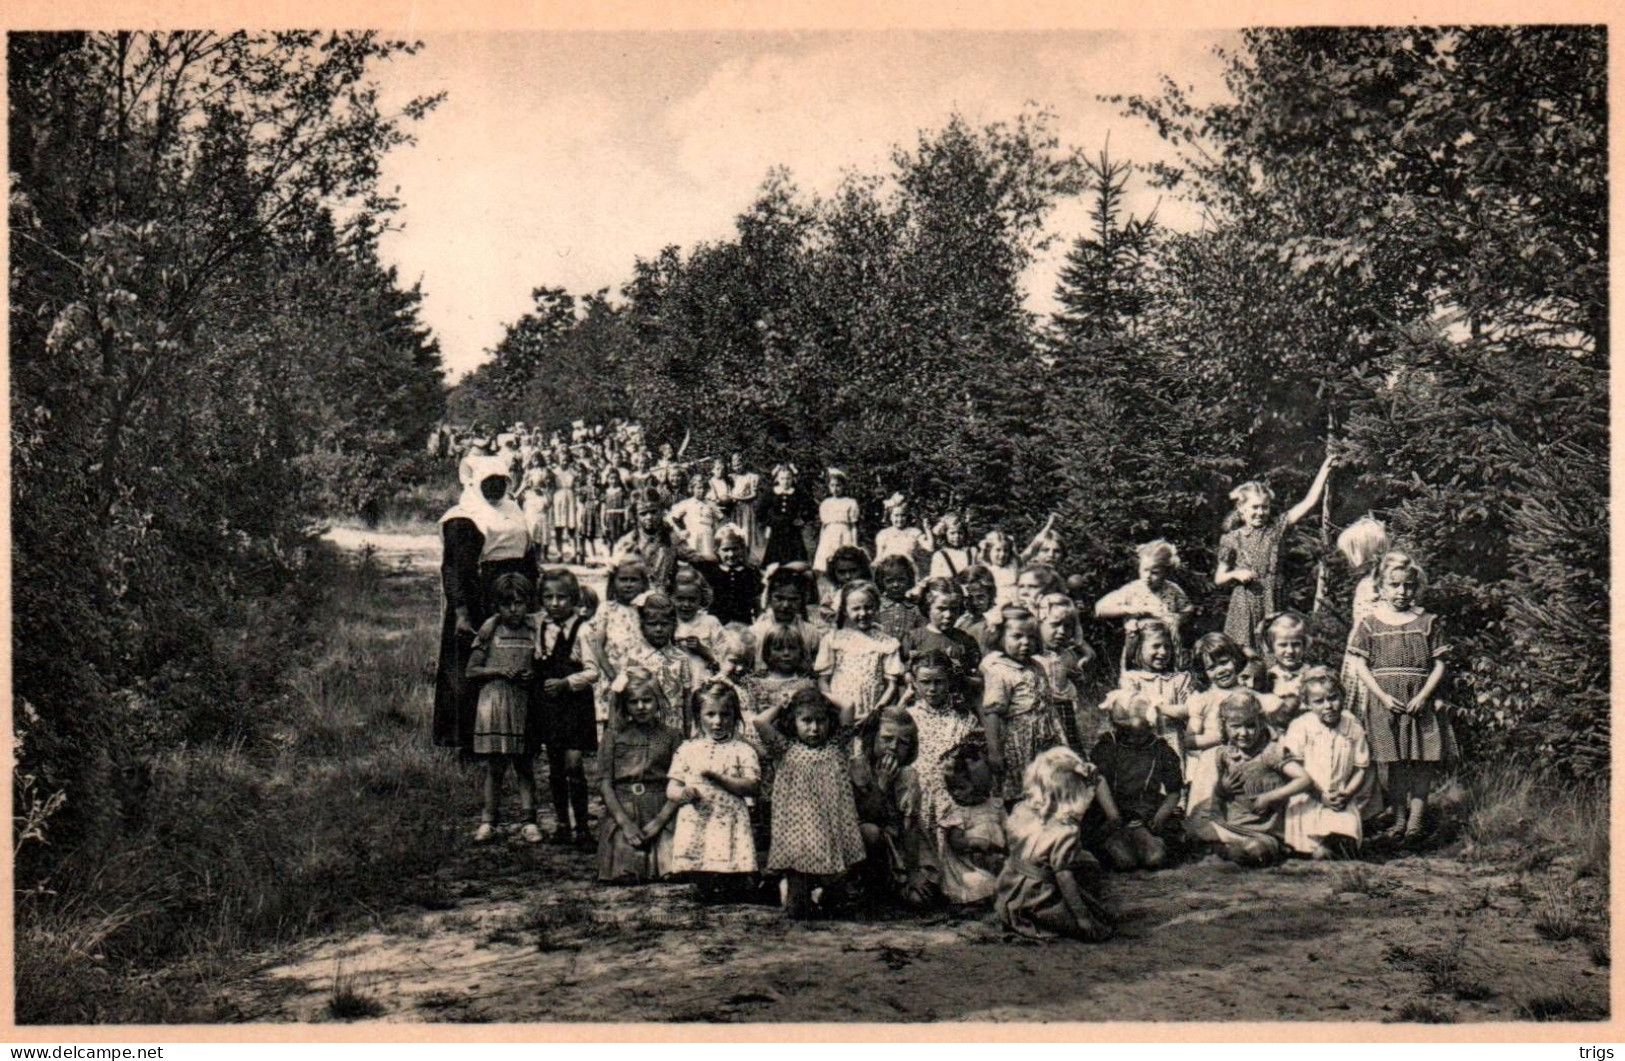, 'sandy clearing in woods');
226,529,1609,1025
